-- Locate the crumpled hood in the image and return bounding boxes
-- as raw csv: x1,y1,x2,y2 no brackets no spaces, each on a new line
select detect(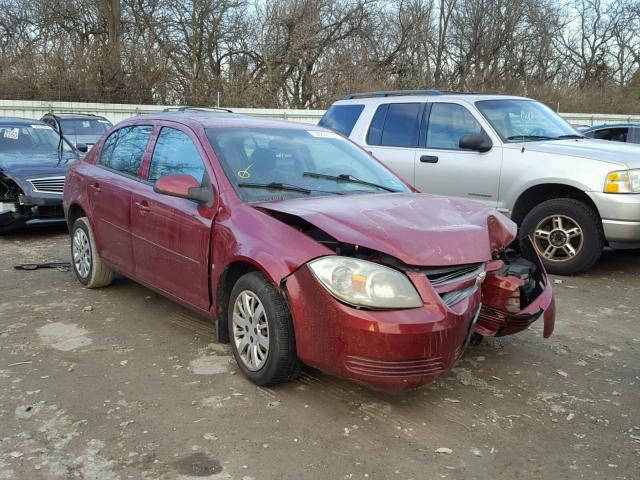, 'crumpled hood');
256,193,517,266
0,151,76,175
518,138,640,168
